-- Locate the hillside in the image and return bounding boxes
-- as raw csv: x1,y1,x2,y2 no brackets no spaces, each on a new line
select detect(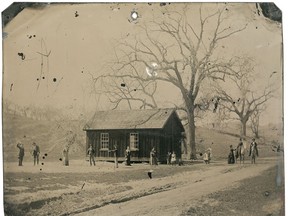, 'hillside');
3,112,86,162
2,112,283,162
